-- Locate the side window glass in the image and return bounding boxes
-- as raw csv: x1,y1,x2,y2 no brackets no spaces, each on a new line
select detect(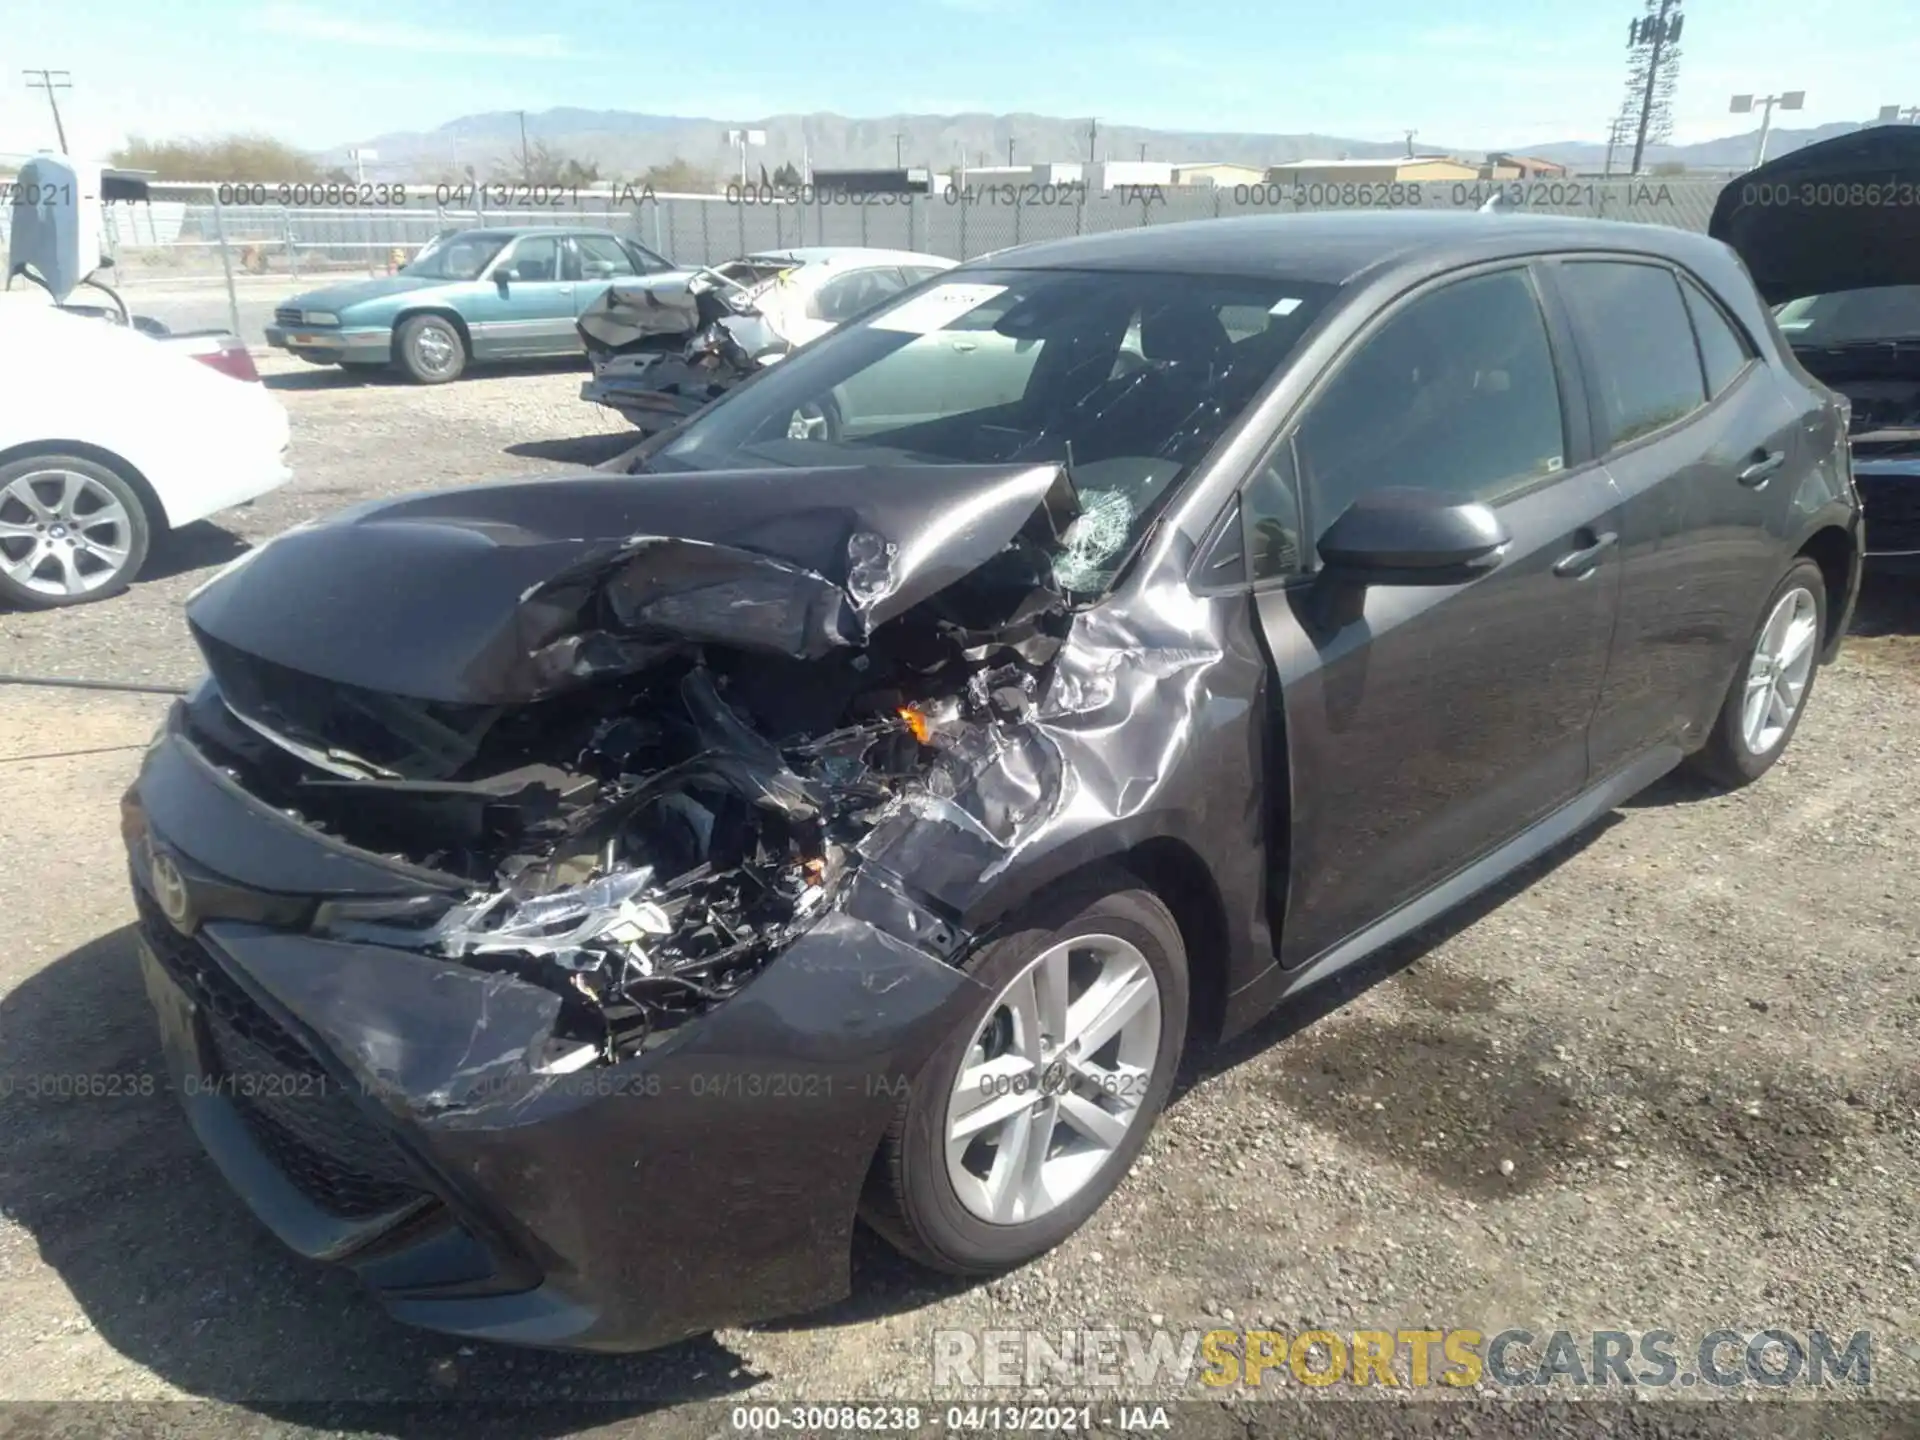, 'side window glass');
1680,275,1755,398
575,235,638,279
810,268,910,323
1558,261,1707,448
1295,268,1568,542
506,236,559,281
1244,452,1303,581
